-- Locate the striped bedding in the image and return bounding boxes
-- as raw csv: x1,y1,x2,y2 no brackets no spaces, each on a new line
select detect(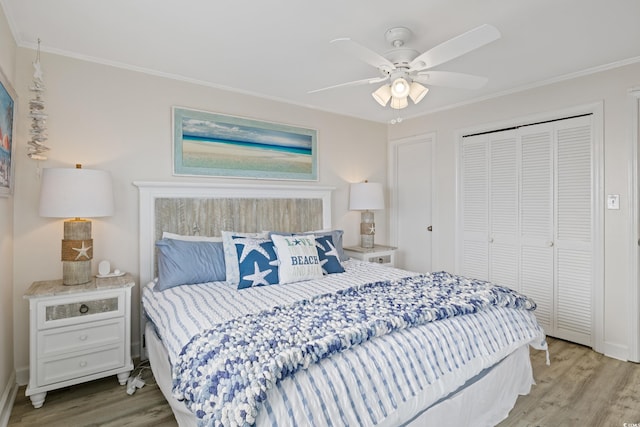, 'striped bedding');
143,260,547,426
